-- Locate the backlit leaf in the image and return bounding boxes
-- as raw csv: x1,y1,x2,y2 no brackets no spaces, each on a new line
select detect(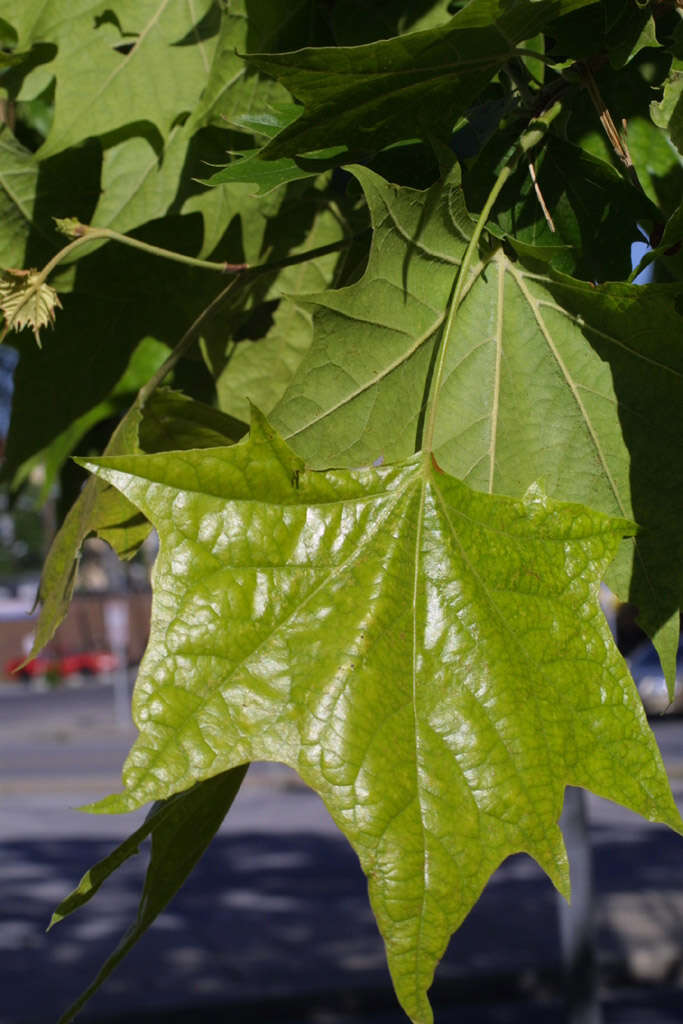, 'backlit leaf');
80,410,681,1024
2,0,217,159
